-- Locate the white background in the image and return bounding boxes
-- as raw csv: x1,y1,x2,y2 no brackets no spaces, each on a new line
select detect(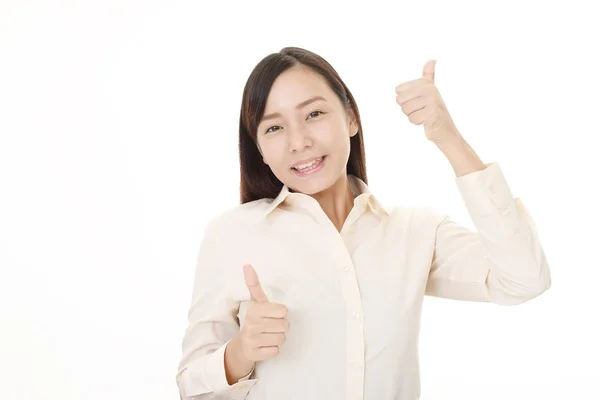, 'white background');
1,1,598,399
